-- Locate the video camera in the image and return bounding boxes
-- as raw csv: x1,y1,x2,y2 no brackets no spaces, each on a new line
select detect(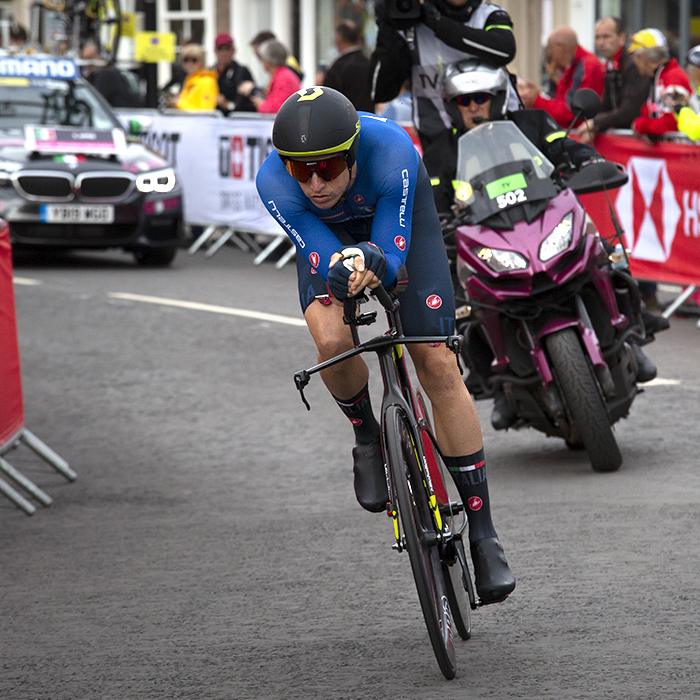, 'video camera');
386,0,421,19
